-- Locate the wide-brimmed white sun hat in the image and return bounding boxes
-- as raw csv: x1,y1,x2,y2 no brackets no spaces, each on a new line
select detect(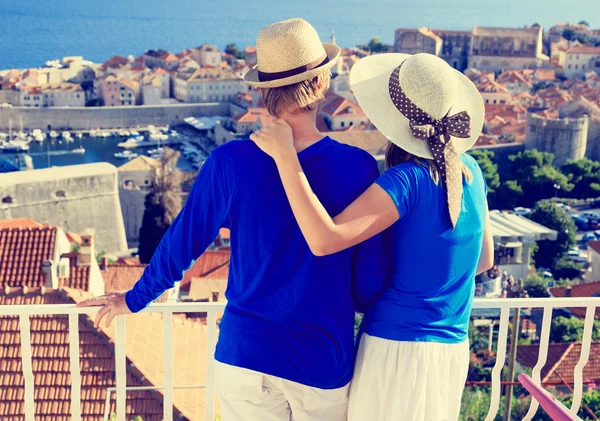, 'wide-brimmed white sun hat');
349,53,484,160
244,18,341,88
350,53,484,228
